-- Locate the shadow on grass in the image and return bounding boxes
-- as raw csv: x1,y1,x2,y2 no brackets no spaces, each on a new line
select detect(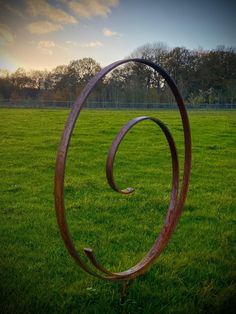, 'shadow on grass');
1,263,235,314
